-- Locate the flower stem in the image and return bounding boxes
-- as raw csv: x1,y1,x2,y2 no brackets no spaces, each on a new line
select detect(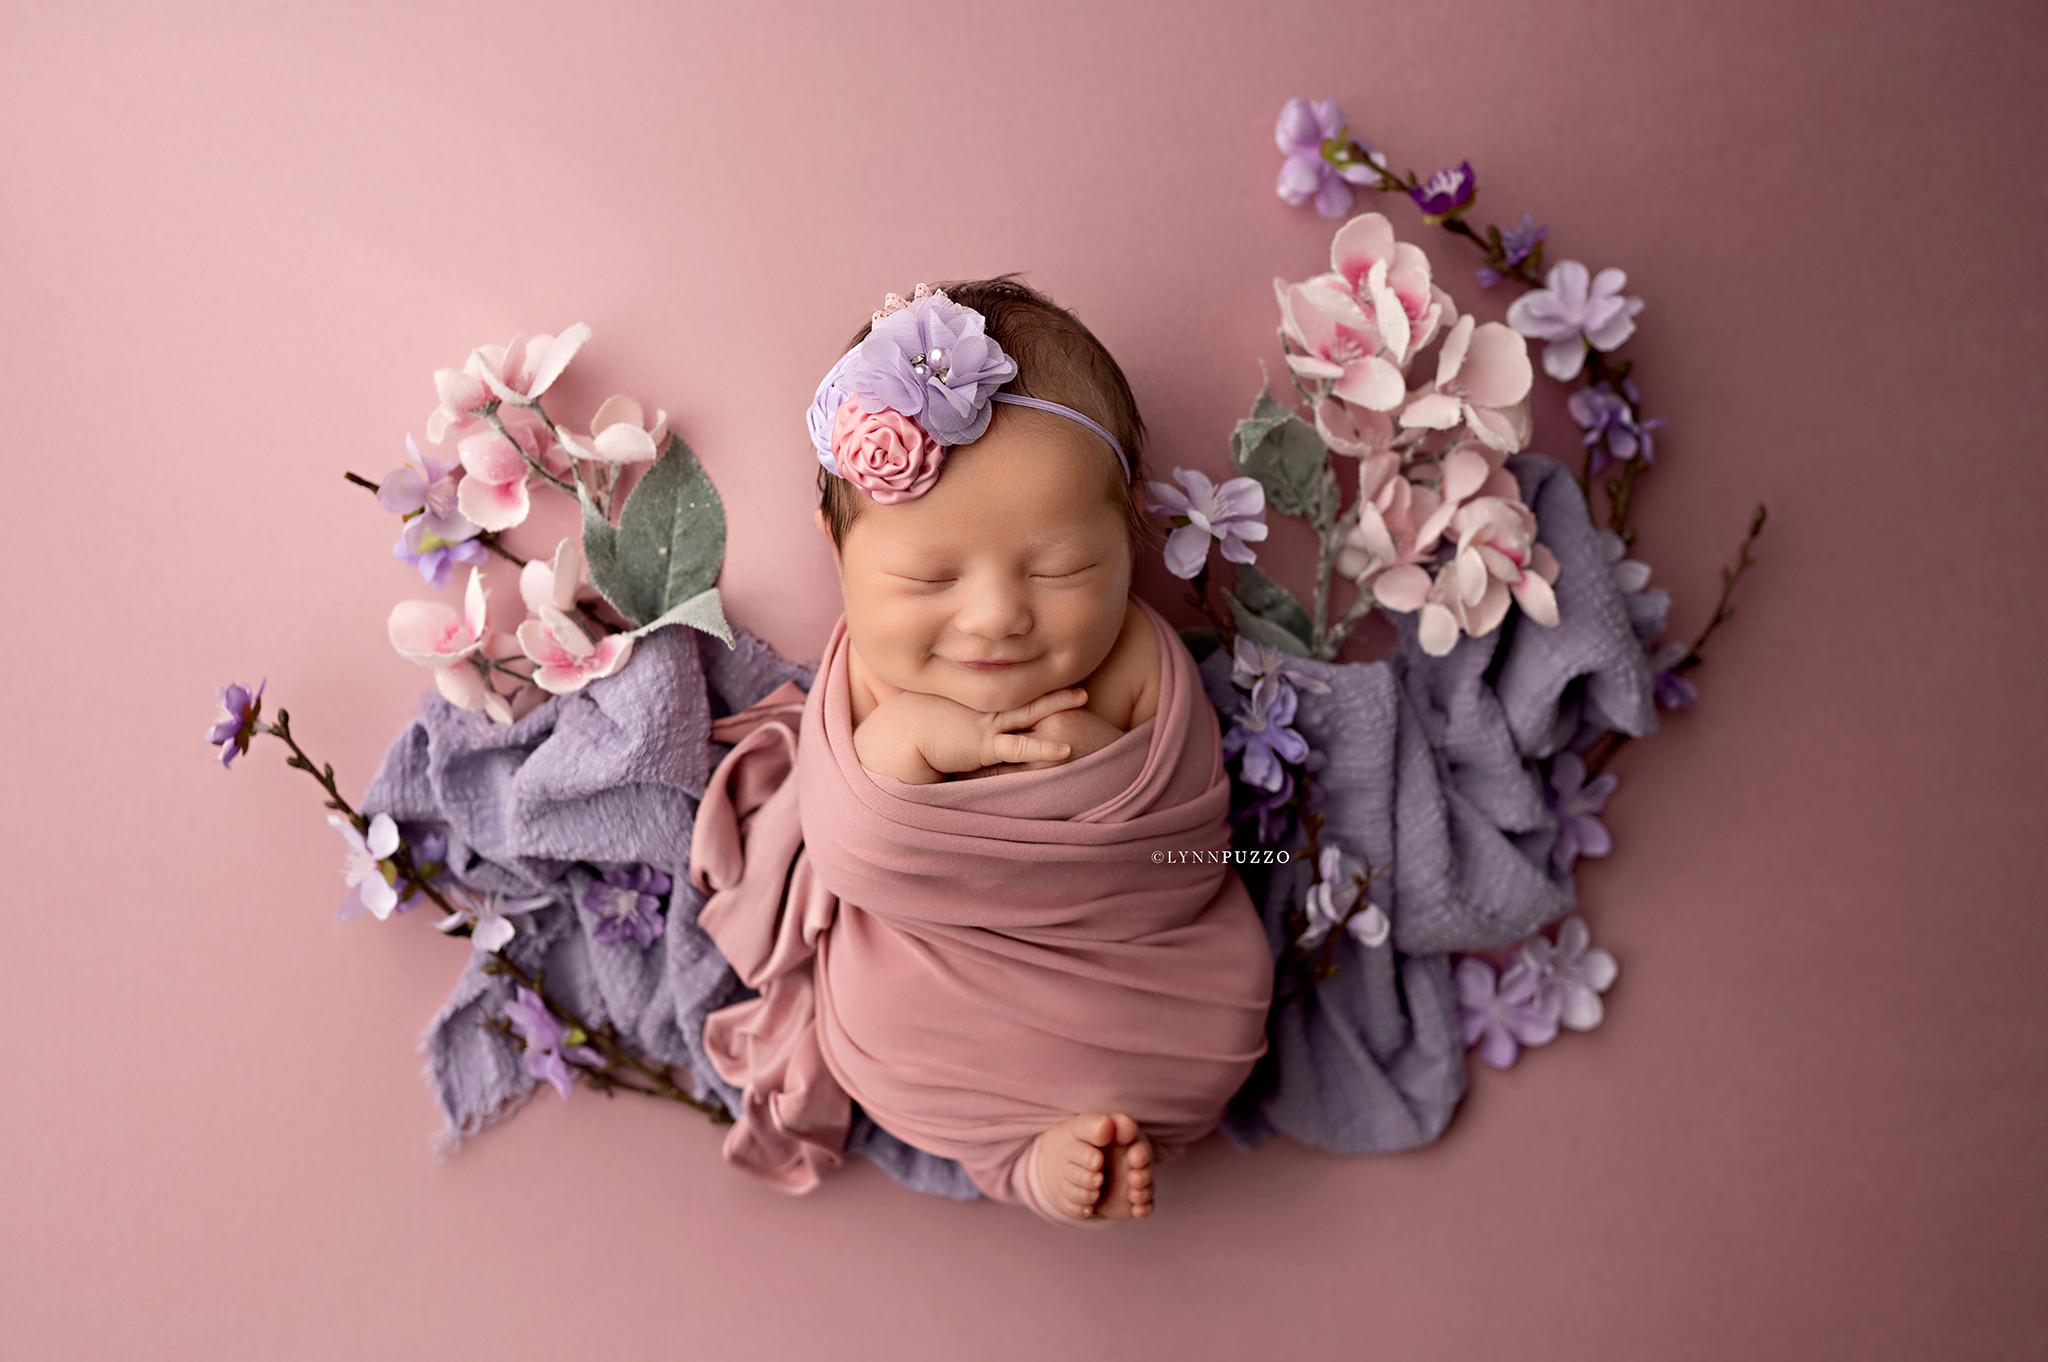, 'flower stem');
259,707,730,1123
488,411,577,496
